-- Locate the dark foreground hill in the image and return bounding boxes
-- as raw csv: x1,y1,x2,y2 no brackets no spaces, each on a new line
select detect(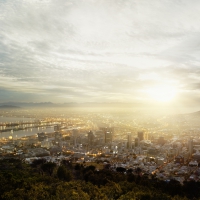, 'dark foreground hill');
0,158,196,200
